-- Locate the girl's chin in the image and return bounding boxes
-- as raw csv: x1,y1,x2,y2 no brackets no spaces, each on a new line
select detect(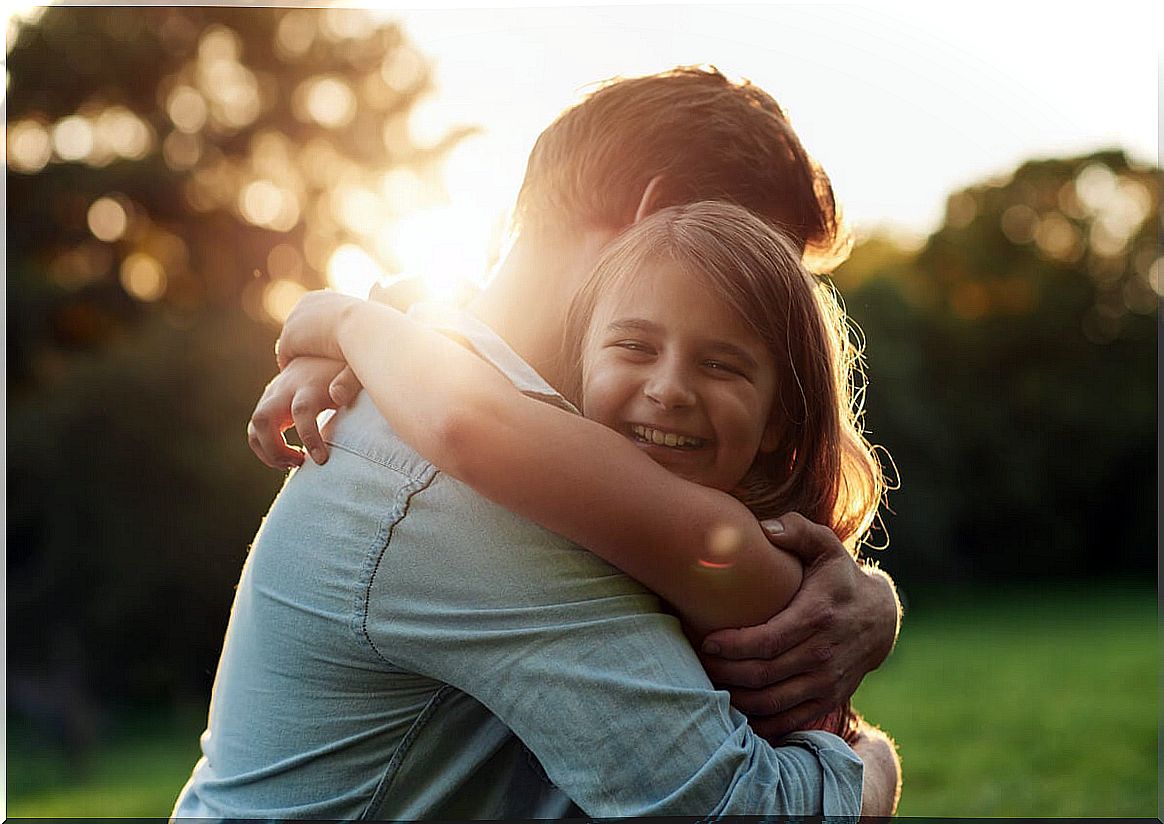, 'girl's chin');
633,440,719,487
